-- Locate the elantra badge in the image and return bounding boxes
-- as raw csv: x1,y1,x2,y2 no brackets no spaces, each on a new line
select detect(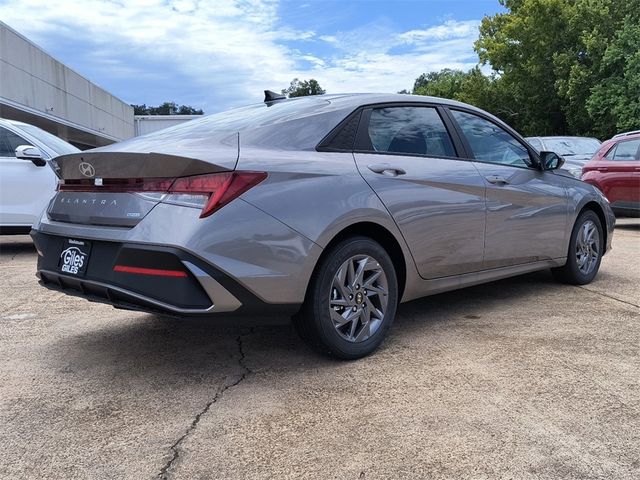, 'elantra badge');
79,162,96,178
